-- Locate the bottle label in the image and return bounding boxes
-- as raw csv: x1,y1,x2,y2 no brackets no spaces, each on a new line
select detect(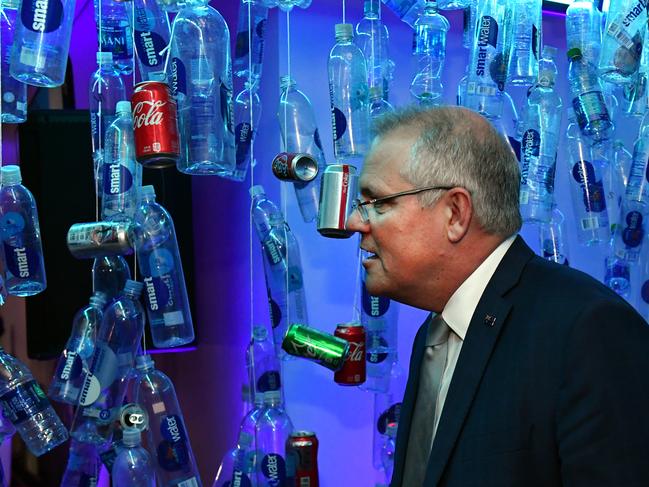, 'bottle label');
377,402,401,434
532,24,539,60
0,380,50,425
520,128,540,189
542,238,568,265
235,122,253,167
169,57,187,98
257,370,281,393
102,163,134,195
157,414,190,471
220,78,234,134
367,335,389,364
622,210,644,247
3,243,39,279
80,343,119,406
474,15,506,91
55,349,84,381
0,211,25,240
225,470,252,487
20,0,63,33
572,91,611,131
260,453,287,486
134,8,167,68
99,21,133,61
268,297,282,329
331,106,347,142
641,280,649,304
262,237,283,265
361,283,390,318
571,161,607,213
143,248,183,325
235,18,266,64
